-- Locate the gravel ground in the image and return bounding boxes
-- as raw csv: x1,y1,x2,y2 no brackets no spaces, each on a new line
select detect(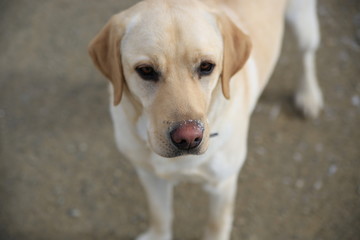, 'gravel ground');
0,0,359,239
